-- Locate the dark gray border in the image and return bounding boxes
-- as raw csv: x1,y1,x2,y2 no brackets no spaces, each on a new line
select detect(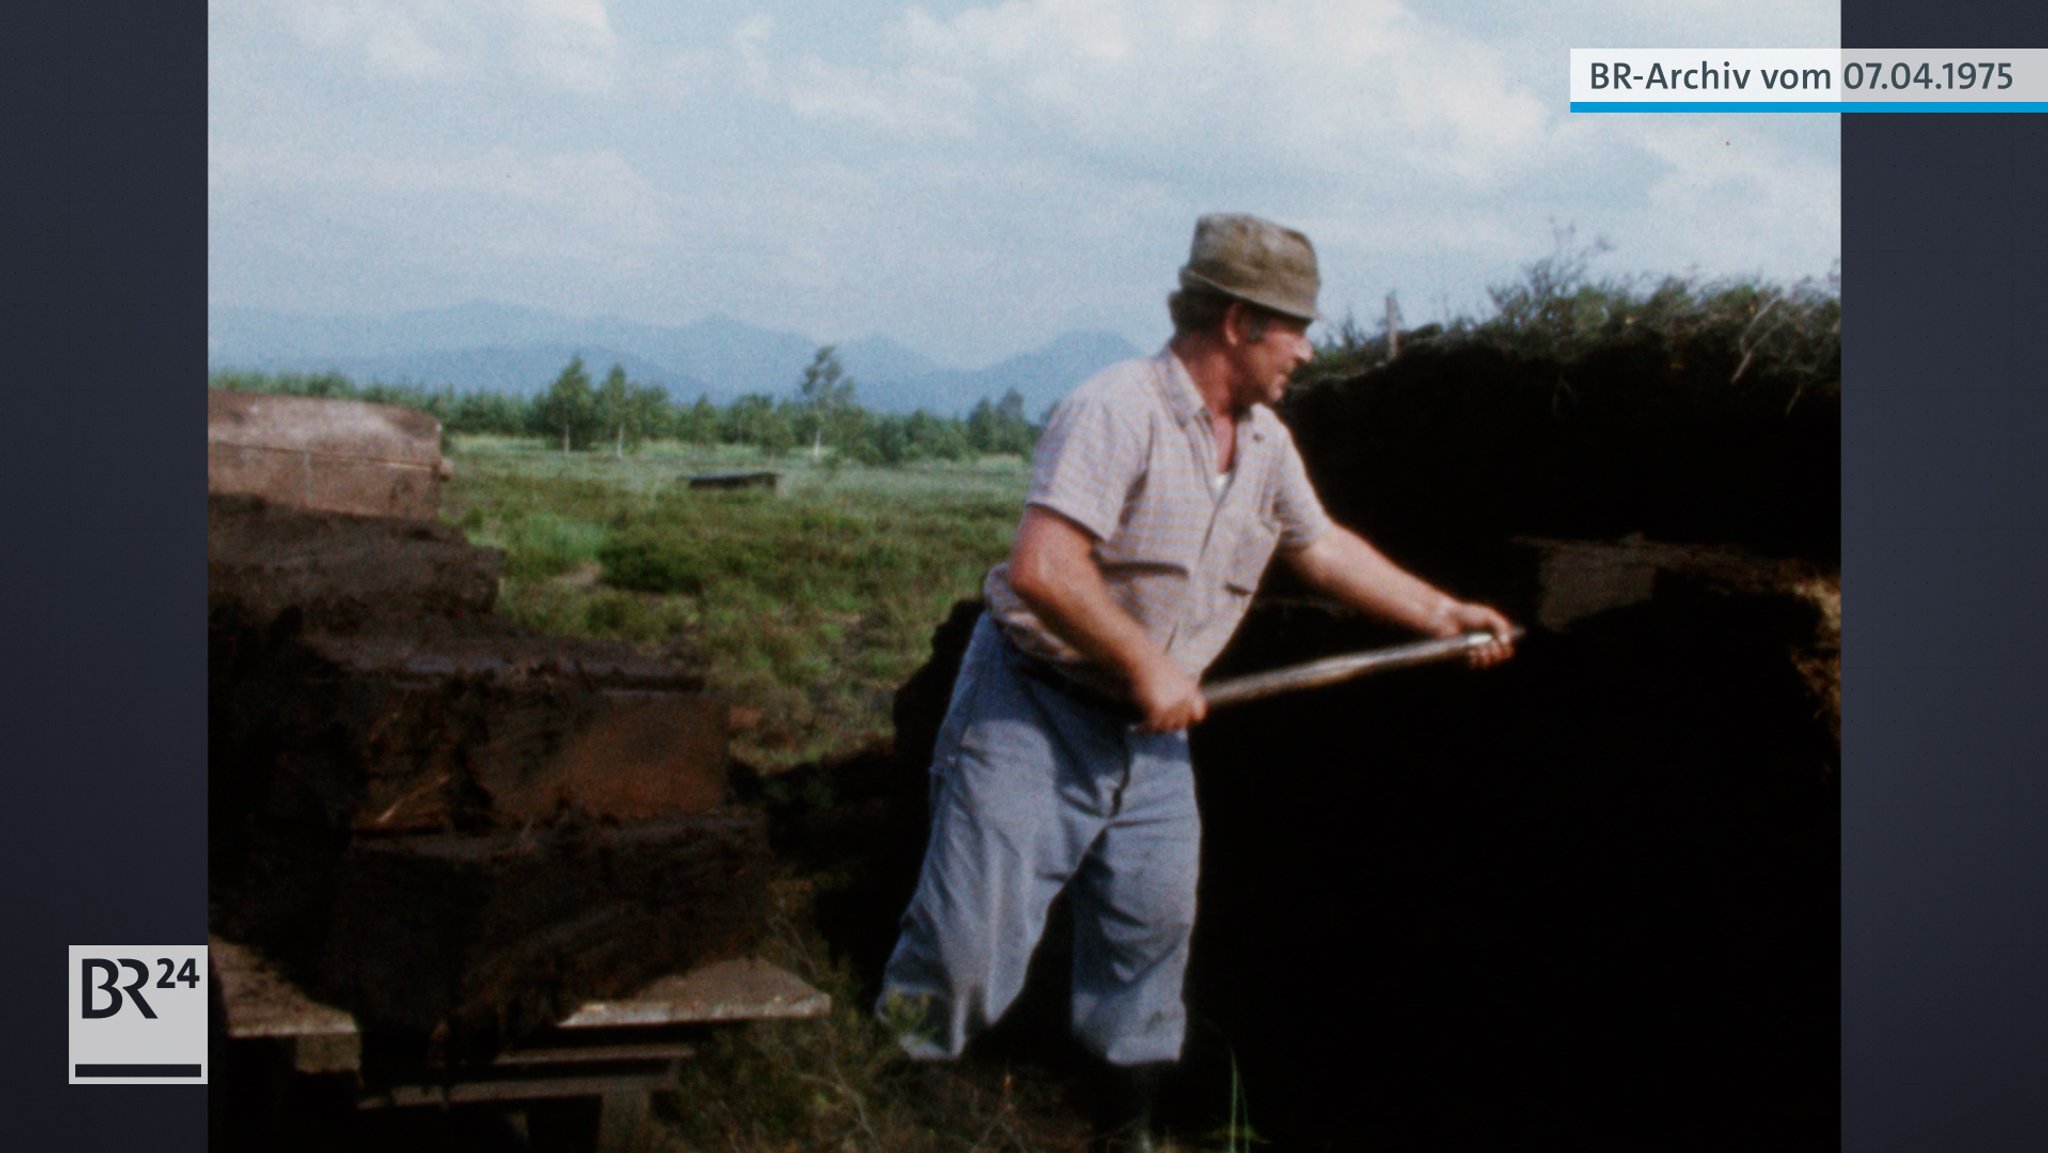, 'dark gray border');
0,2,208,1148
1844,3,2048,1150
